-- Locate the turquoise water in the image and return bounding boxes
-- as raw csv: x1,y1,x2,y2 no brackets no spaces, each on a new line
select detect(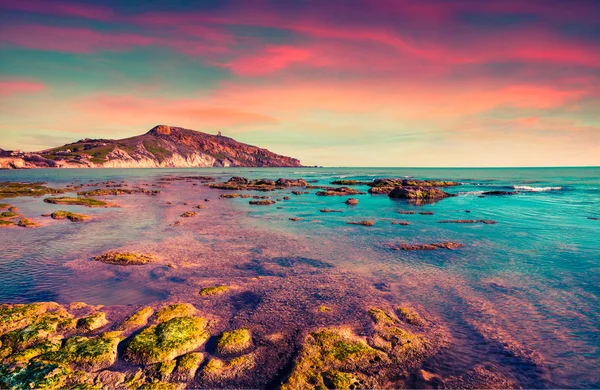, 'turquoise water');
0,167,599,387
